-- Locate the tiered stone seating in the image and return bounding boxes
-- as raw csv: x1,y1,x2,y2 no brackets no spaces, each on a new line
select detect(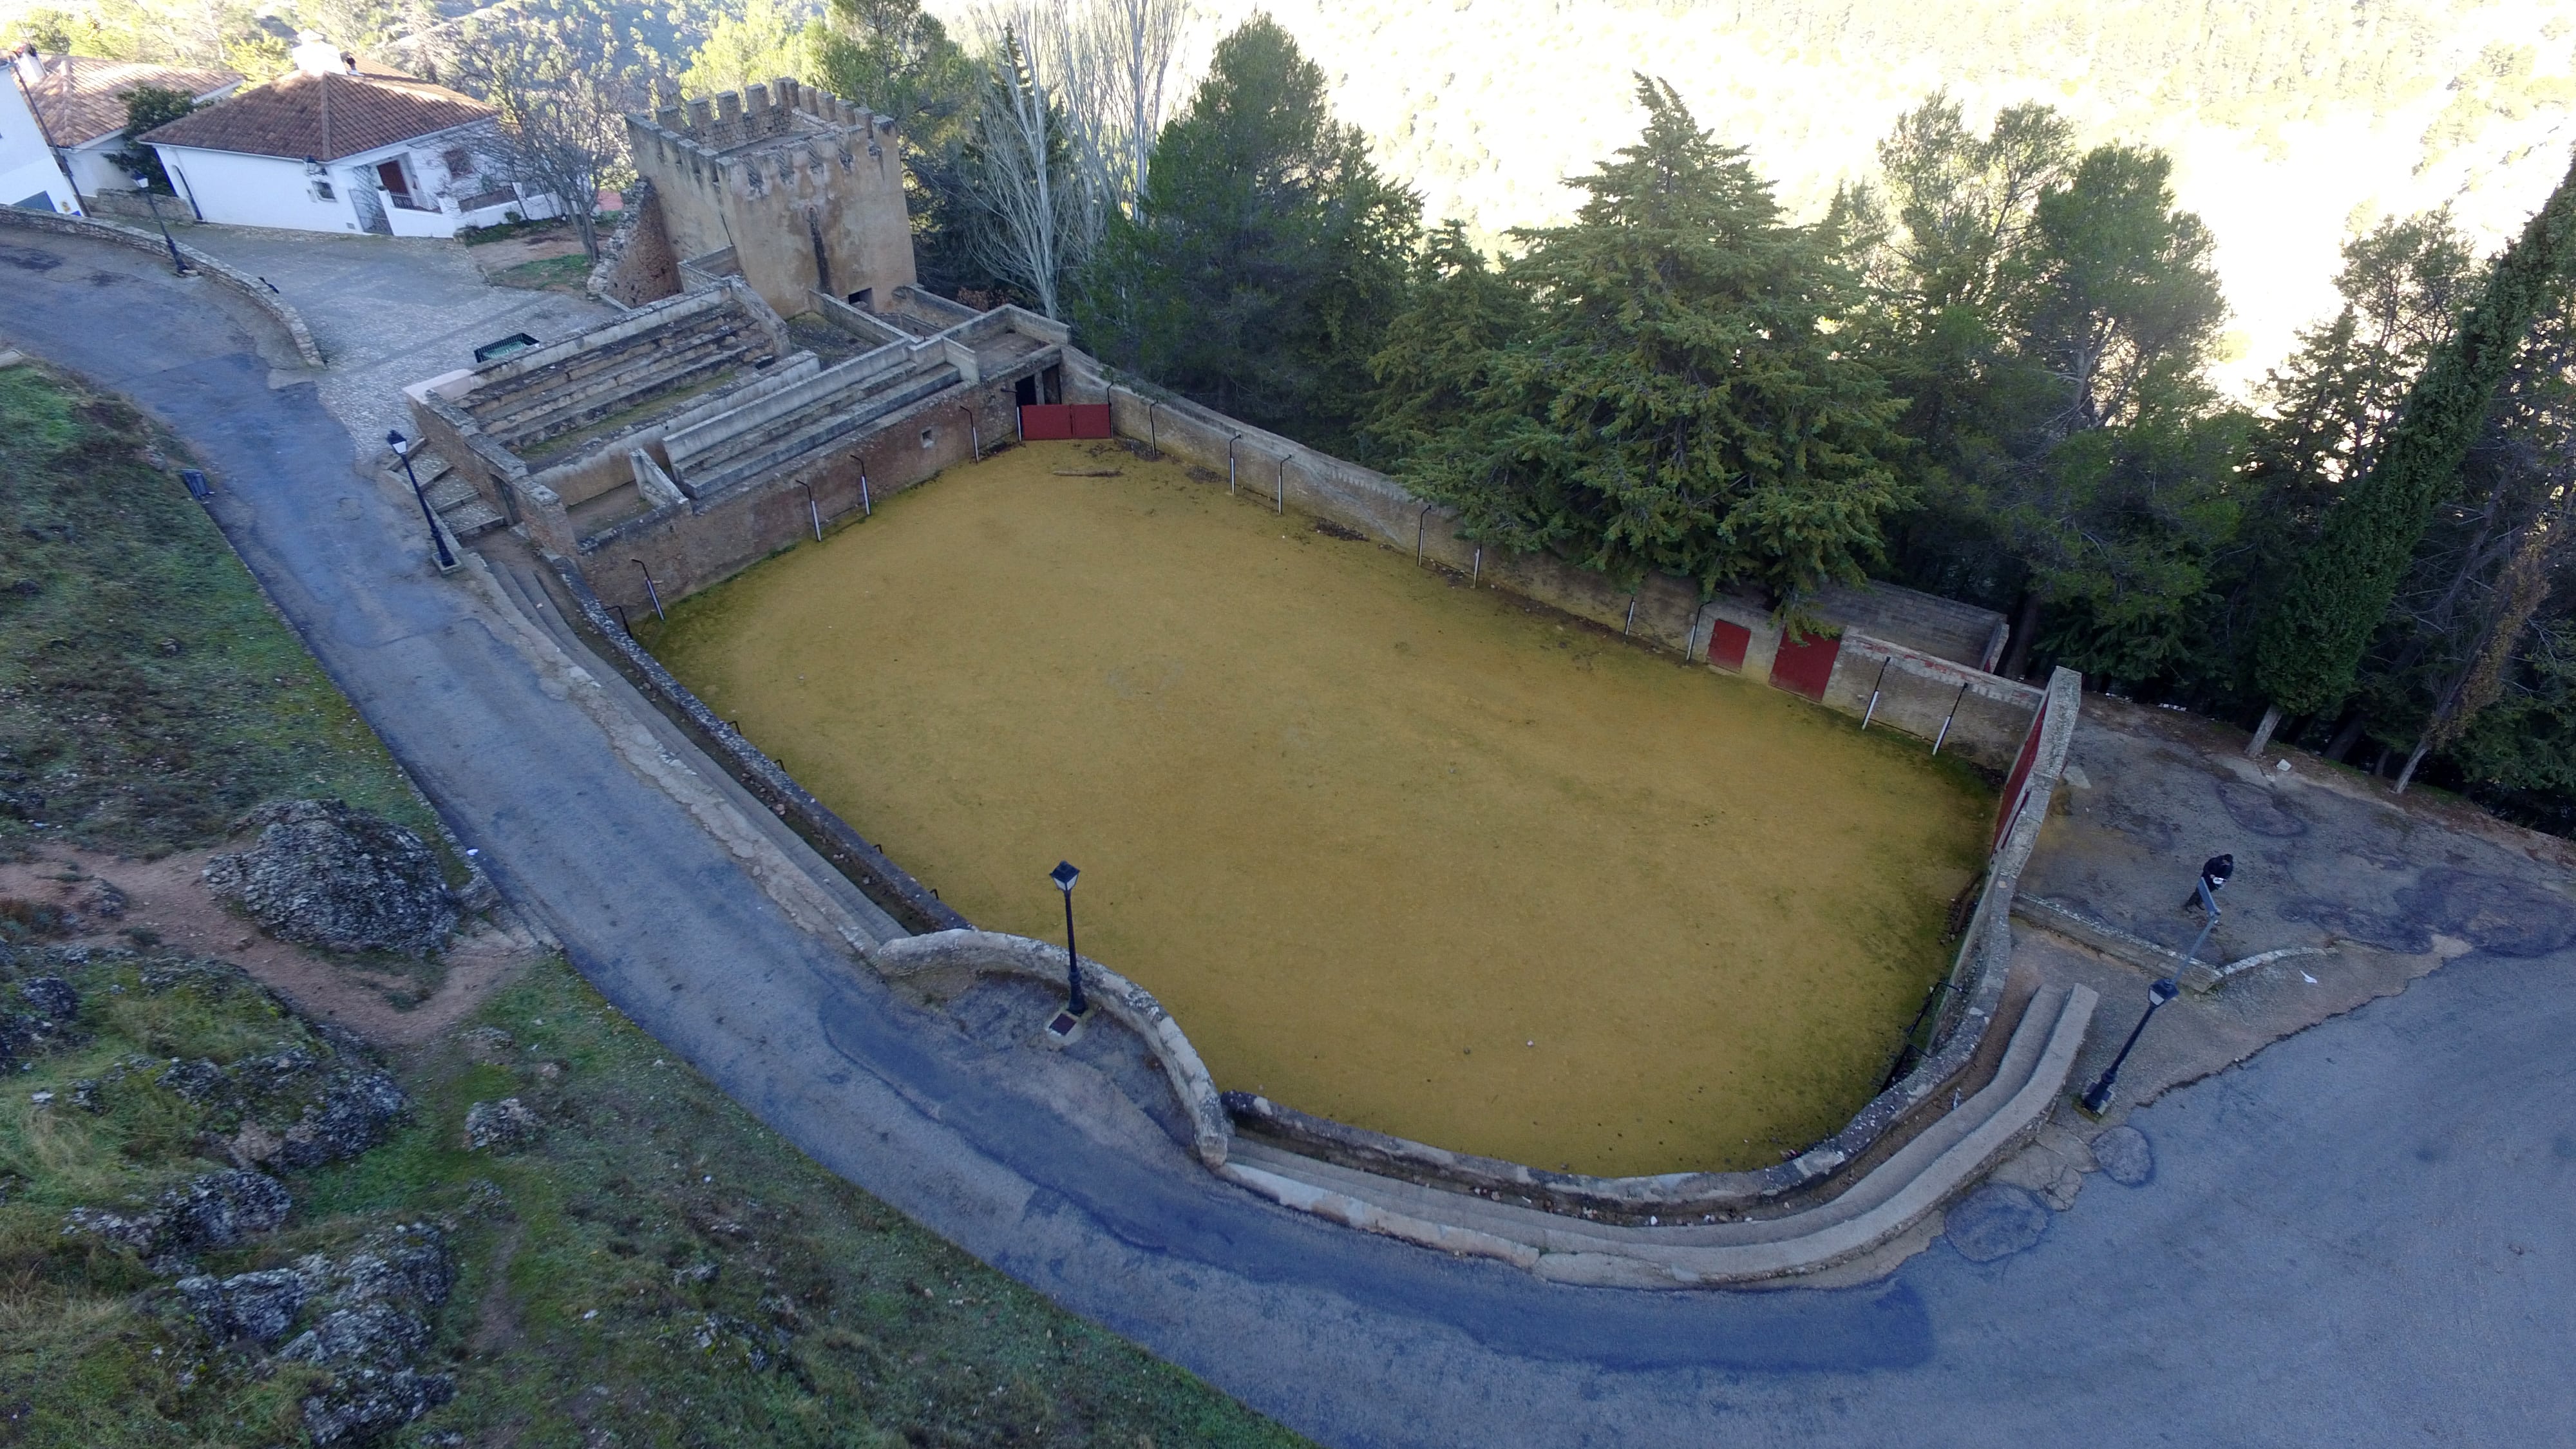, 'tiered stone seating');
663,348,960,499
466,303,768,453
